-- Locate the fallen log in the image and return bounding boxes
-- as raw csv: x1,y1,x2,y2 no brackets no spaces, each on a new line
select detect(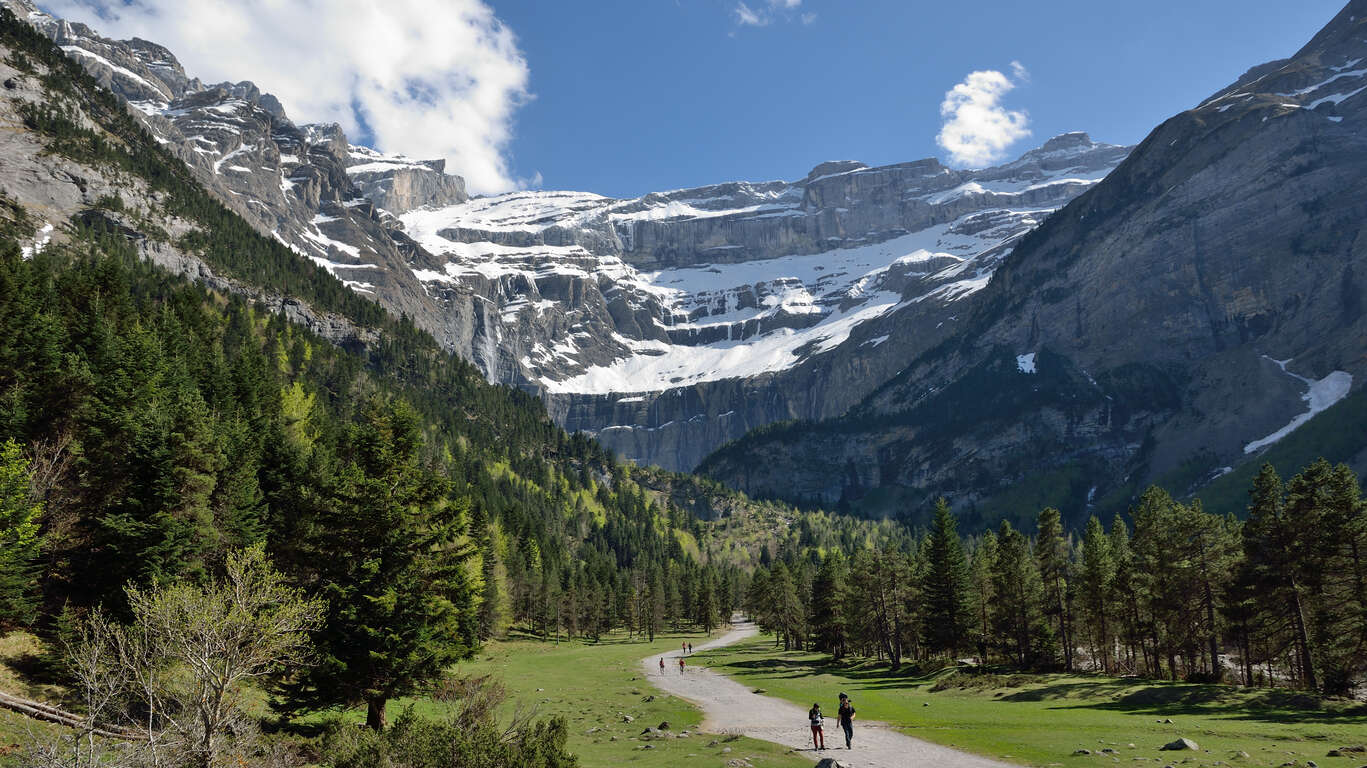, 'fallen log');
0,689,145,741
